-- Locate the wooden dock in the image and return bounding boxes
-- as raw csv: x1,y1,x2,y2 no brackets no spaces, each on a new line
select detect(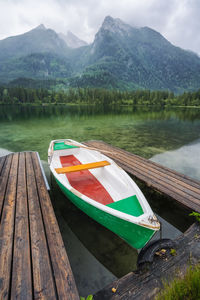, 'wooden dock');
0,152,79,299
84,140,200,213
